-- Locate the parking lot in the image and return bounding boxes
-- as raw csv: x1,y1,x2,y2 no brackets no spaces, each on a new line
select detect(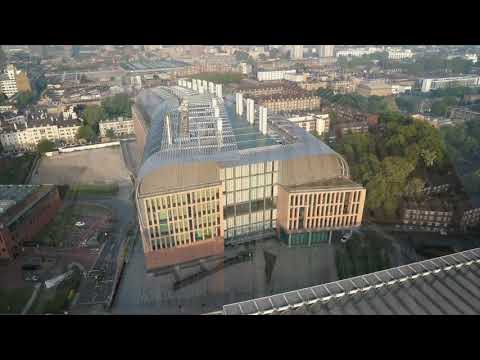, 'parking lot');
30,147,131,186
